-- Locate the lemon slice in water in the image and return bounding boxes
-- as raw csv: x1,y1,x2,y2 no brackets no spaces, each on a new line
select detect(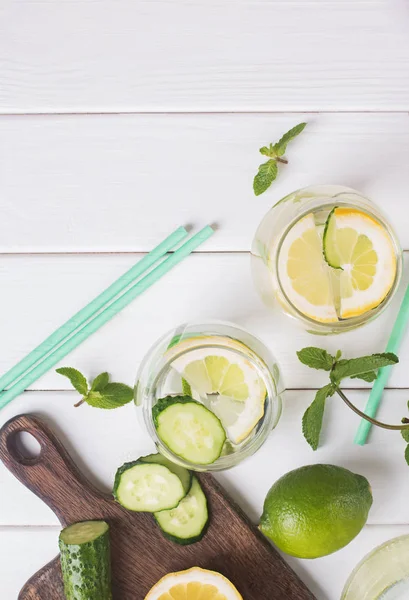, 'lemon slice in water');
145,566,243,600
323,207,396,319
278,213,338,323
170,344,266,445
